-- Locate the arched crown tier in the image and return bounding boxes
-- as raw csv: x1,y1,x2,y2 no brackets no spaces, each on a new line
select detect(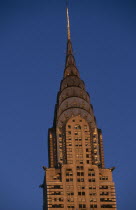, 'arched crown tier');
60,76,85,91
